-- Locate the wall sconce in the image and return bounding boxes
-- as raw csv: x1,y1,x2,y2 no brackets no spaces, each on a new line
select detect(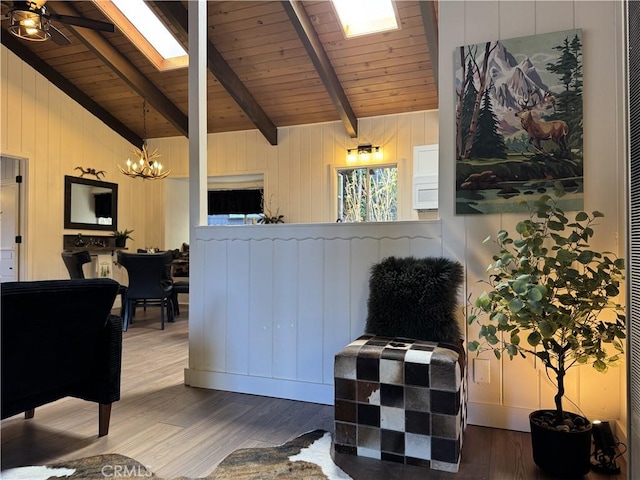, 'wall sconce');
347,144,383,162
591,420,621,474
